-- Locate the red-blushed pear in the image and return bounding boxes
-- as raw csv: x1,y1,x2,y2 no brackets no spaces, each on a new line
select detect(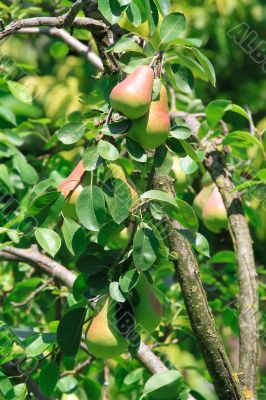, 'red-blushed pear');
193,184,228,233
86,298,127,359
193,184,214,219
134,273,163,333
202,185,228,233
128,84,170,149
110,65,154,119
